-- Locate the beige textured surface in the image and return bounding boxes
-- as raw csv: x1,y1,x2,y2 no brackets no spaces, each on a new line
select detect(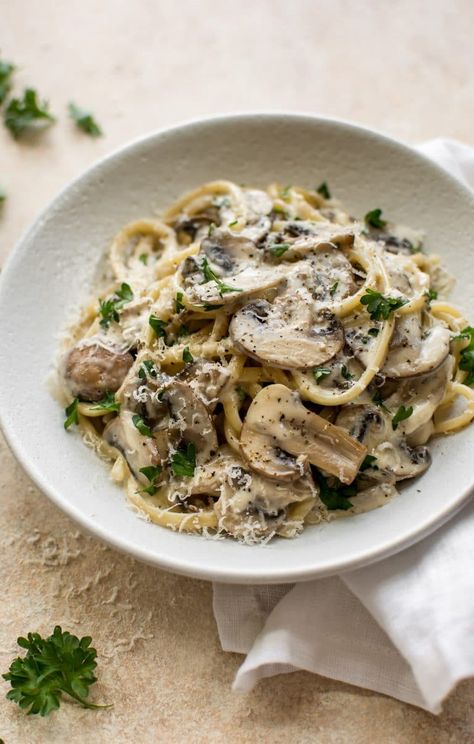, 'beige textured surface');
1,1,474,741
